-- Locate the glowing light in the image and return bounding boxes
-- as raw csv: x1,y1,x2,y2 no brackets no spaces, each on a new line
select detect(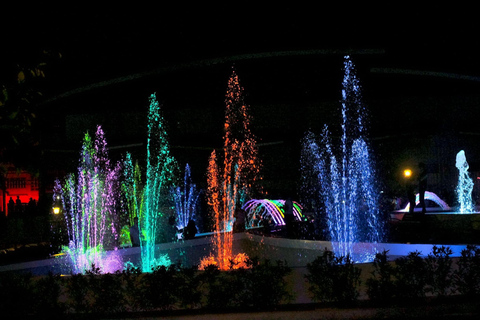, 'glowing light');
404,169,412,178
400,191,451,212
242,199,303,227
140,93,175,272
204,69,260,270
172,163,200,231
53,207,60,214
300,56,384,262
57,126,124,274
456,150,475,213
